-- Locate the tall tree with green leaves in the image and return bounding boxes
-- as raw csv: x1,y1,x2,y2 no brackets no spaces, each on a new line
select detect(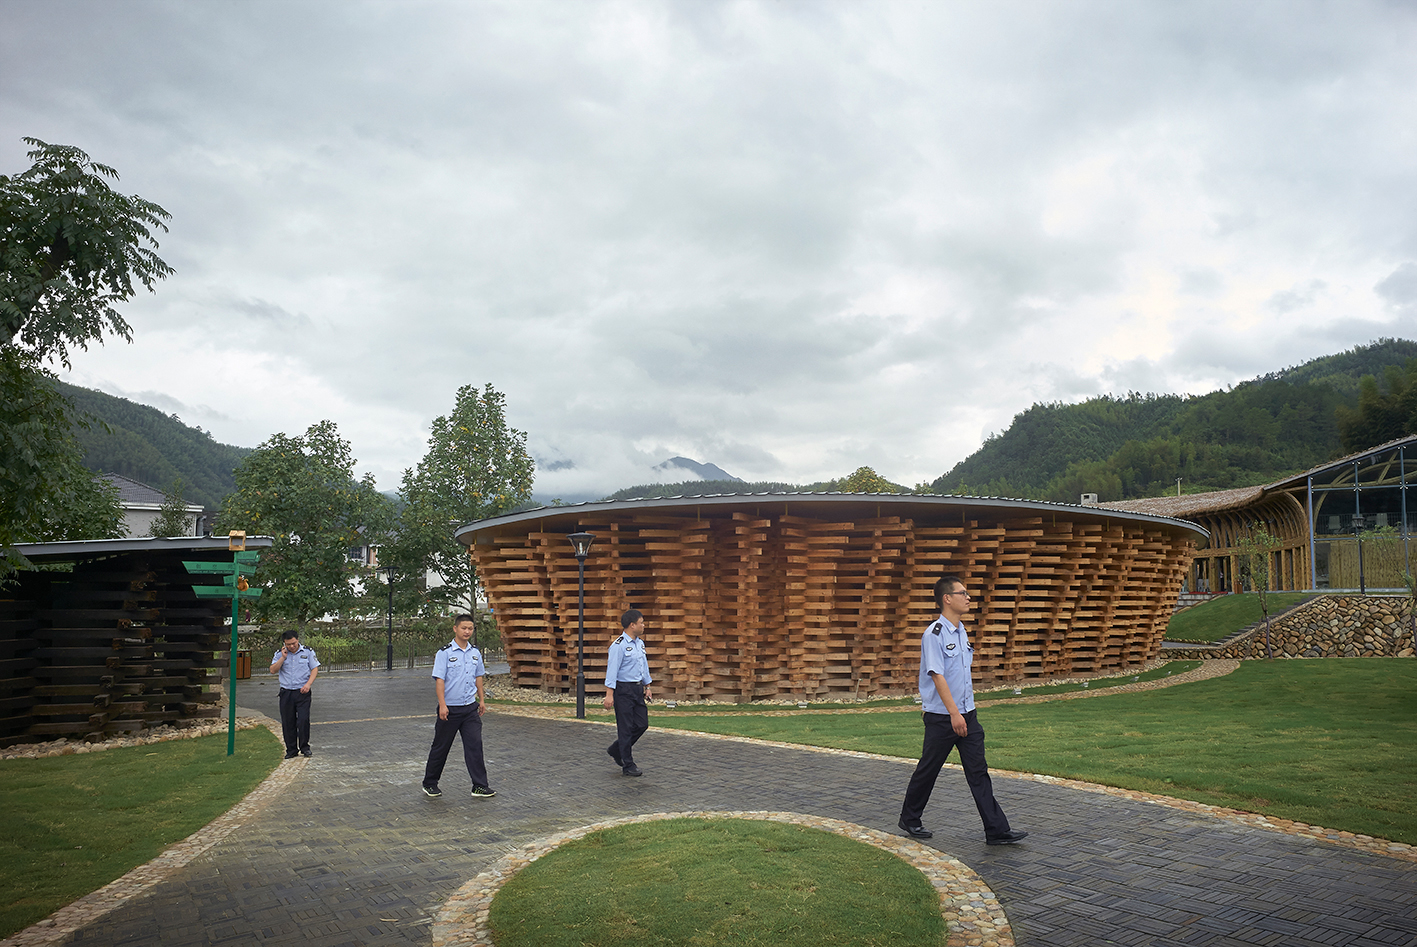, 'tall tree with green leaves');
1,138,170,572
1335,358,1417,453
217,421,393,630
833,466,903,493
388,384,535,617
